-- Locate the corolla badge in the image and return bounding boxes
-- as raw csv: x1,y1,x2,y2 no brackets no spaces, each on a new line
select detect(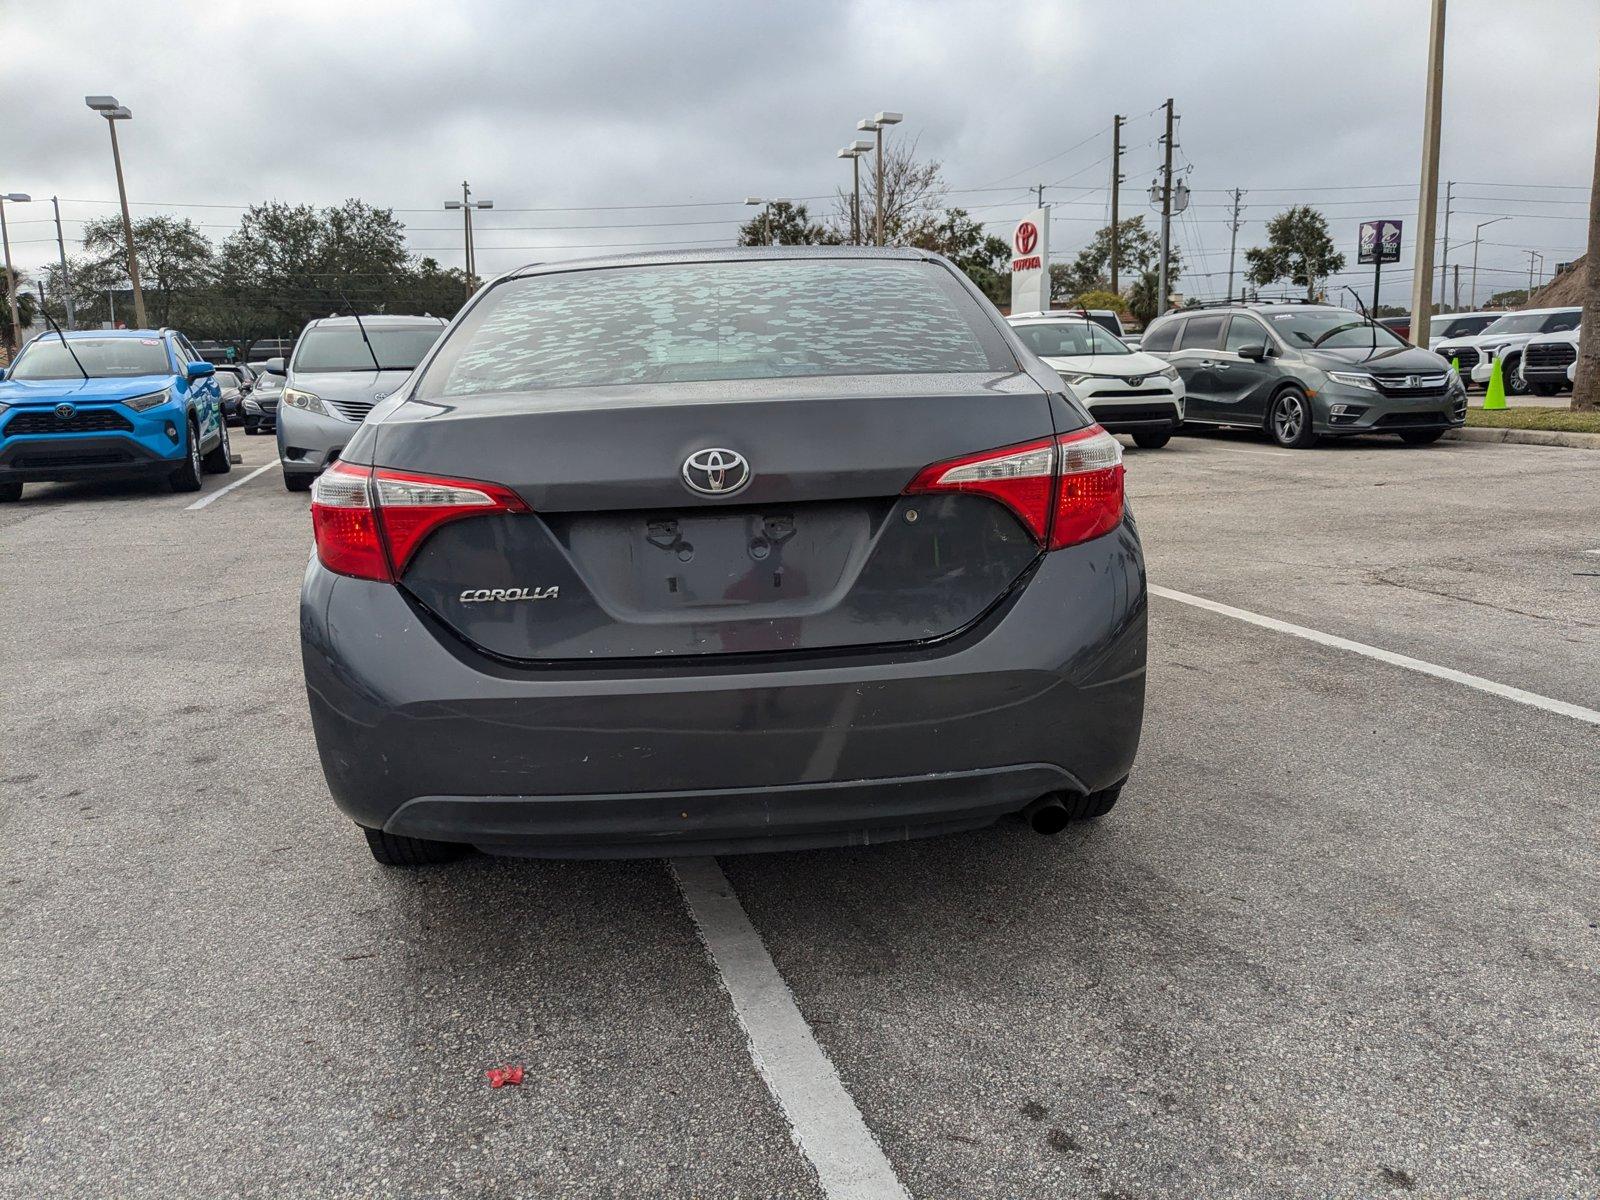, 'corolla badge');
682,447,751,496
55,403,75,419
459,586,559,604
